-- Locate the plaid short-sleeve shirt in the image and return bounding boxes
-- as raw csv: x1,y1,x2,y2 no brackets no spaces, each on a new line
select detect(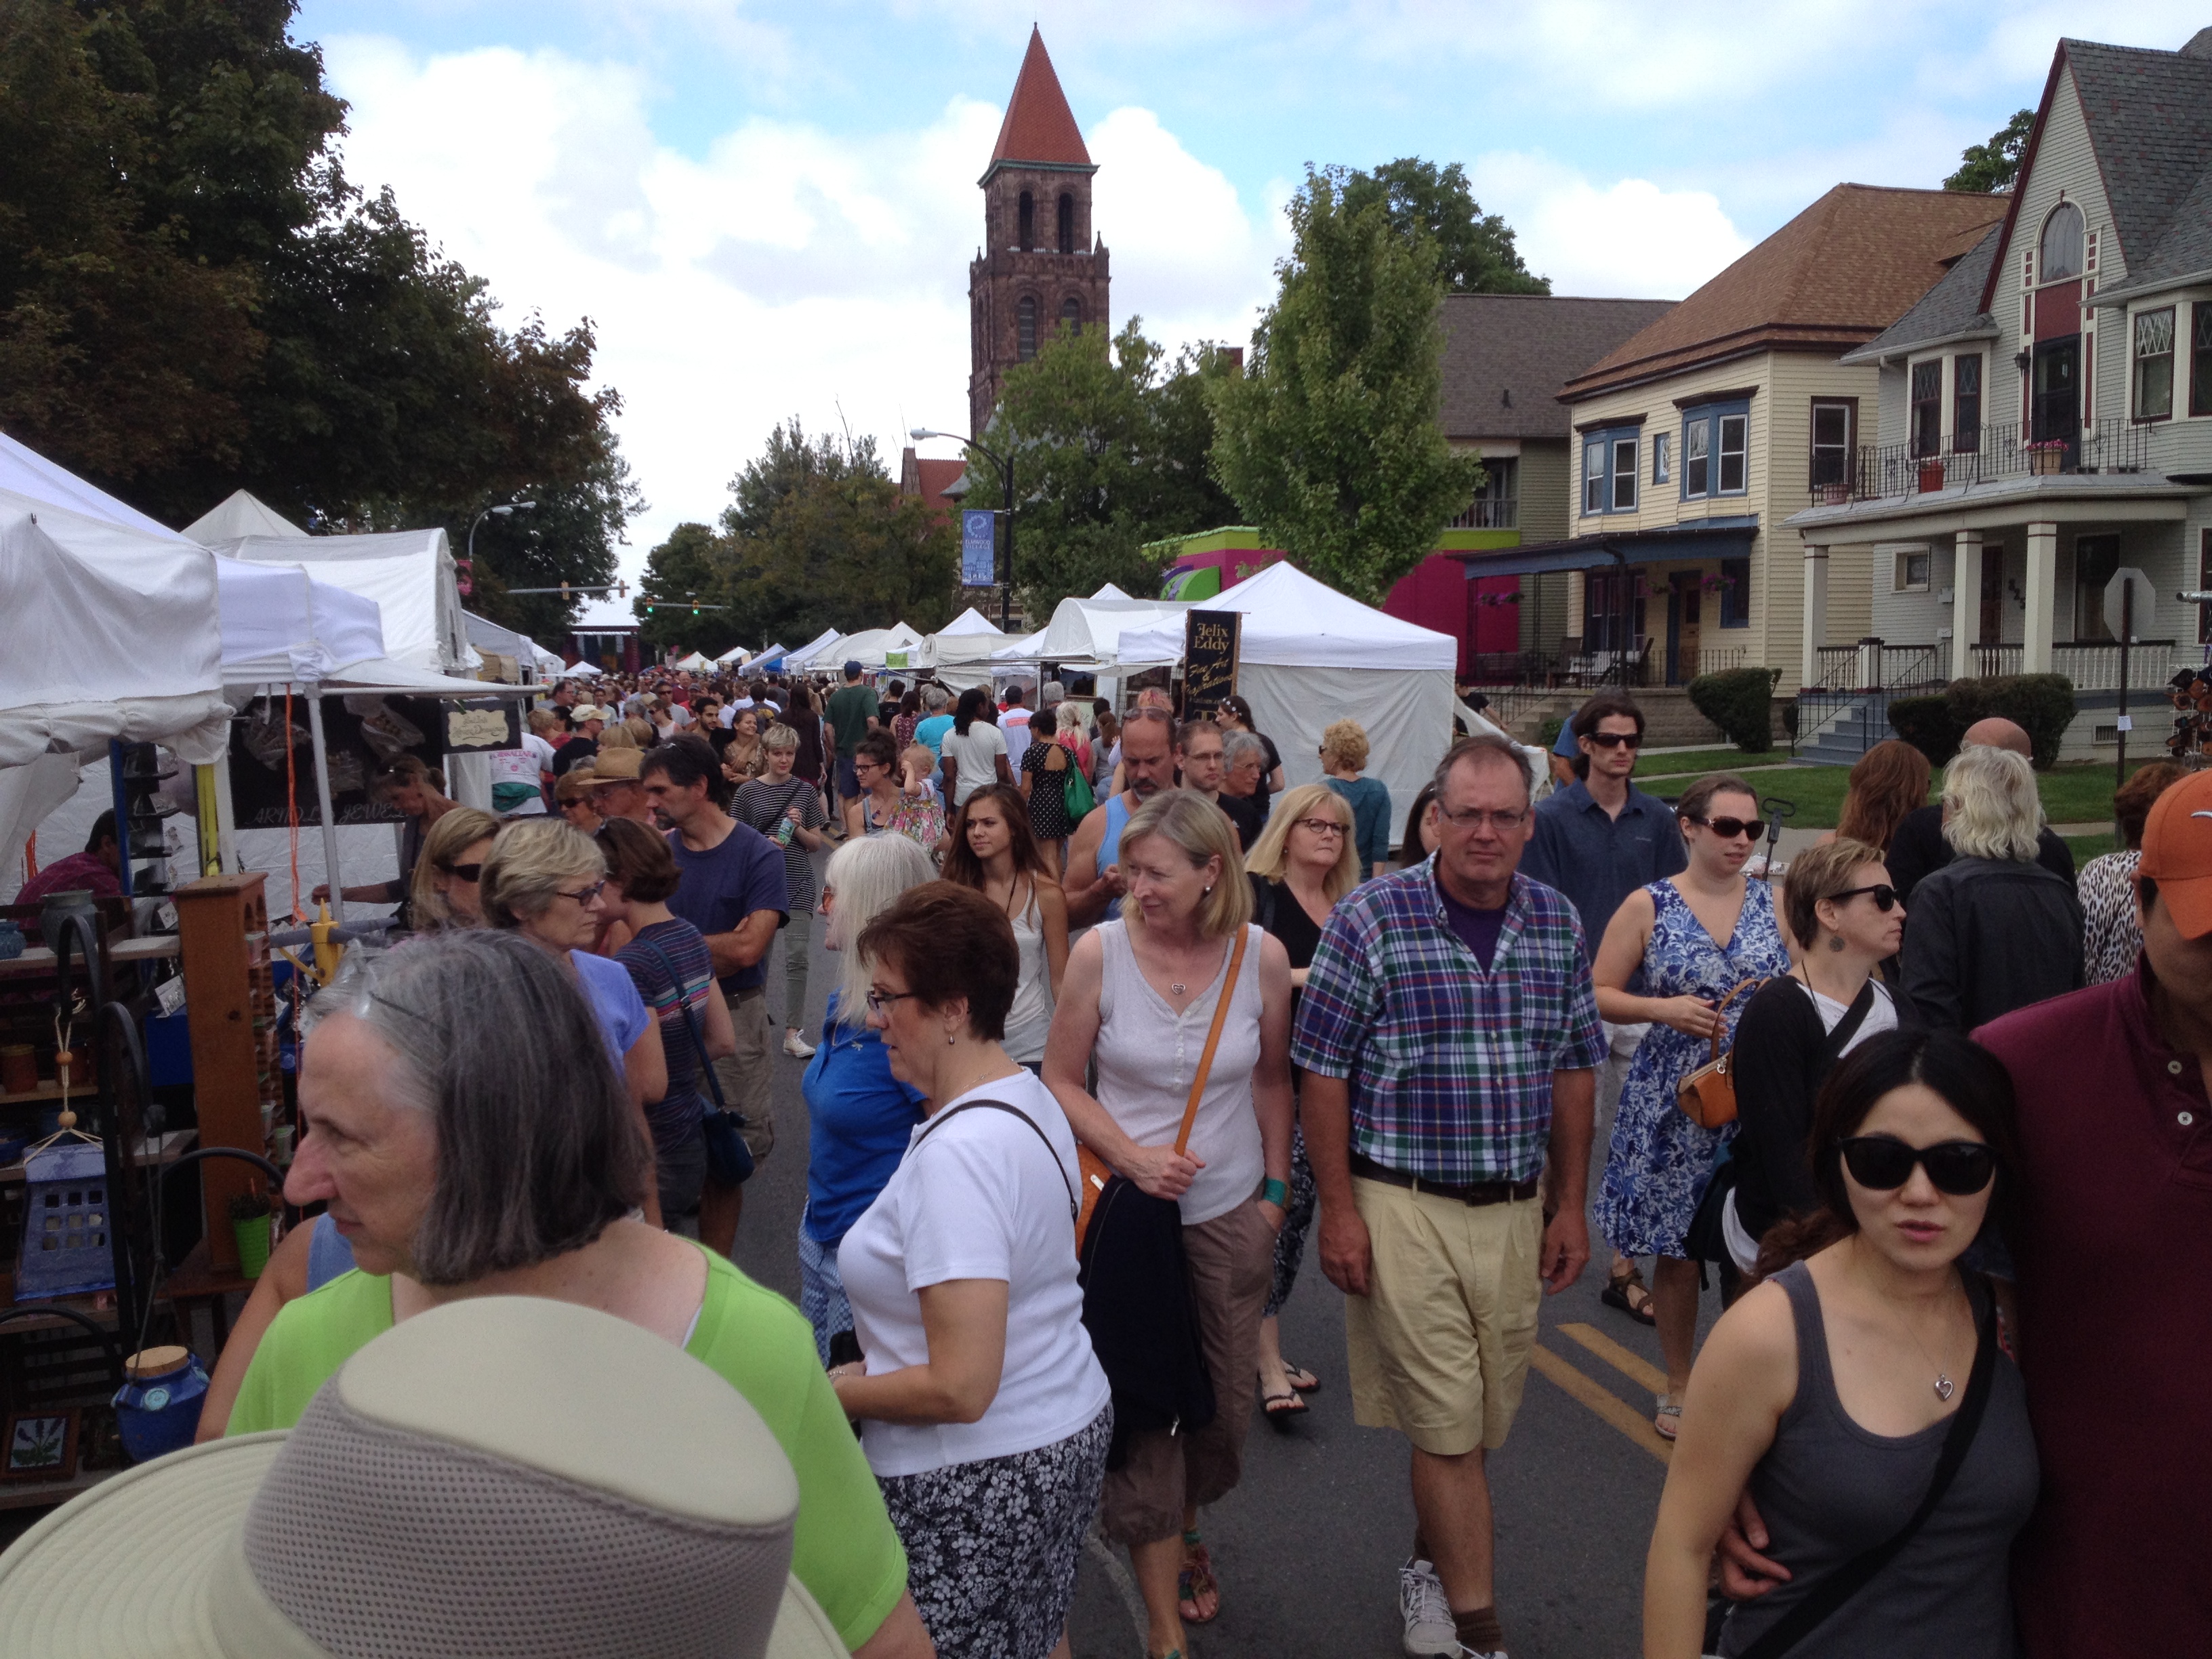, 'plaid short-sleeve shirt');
1291,859,1605,1185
